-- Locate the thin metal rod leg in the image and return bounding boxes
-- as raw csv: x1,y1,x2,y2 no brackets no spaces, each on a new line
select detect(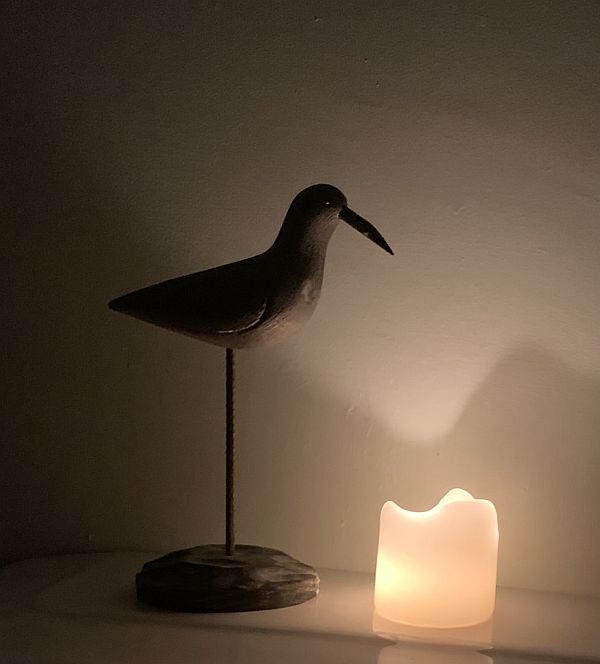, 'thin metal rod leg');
225,347,235,555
